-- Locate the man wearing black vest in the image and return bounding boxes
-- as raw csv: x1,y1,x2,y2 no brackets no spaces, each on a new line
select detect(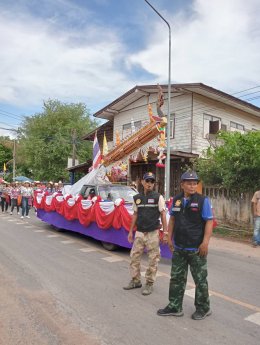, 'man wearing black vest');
123,172,167,296
157,170,213,320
